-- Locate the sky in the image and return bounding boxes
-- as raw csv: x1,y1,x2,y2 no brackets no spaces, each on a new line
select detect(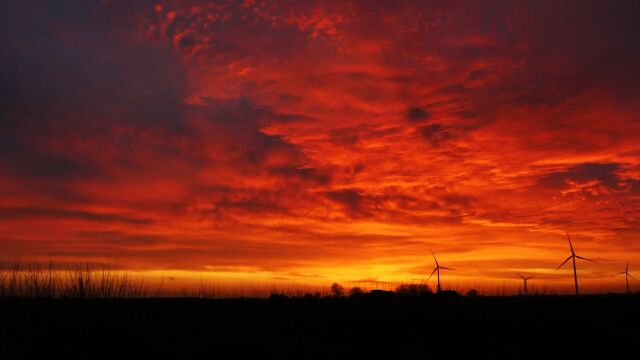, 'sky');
1,0,640,294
